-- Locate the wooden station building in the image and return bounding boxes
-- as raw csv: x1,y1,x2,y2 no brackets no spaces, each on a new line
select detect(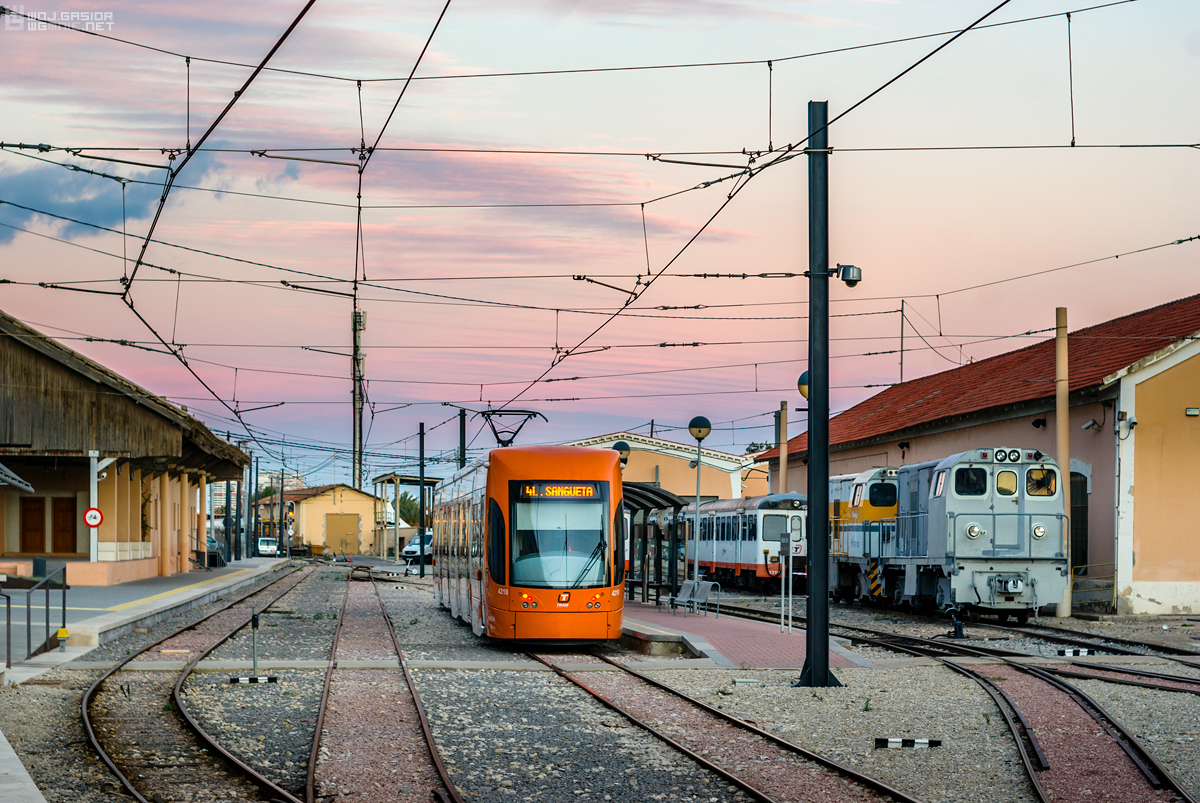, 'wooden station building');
0,310,249,585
